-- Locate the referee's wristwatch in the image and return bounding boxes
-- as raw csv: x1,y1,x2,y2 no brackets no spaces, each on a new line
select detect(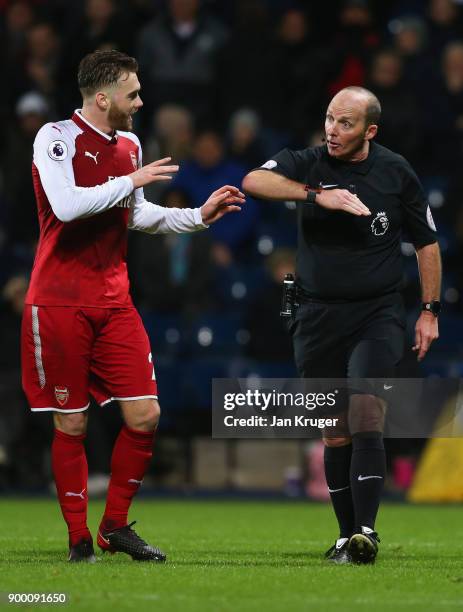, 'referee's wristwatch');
421,301,441,317
304,185,319,204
